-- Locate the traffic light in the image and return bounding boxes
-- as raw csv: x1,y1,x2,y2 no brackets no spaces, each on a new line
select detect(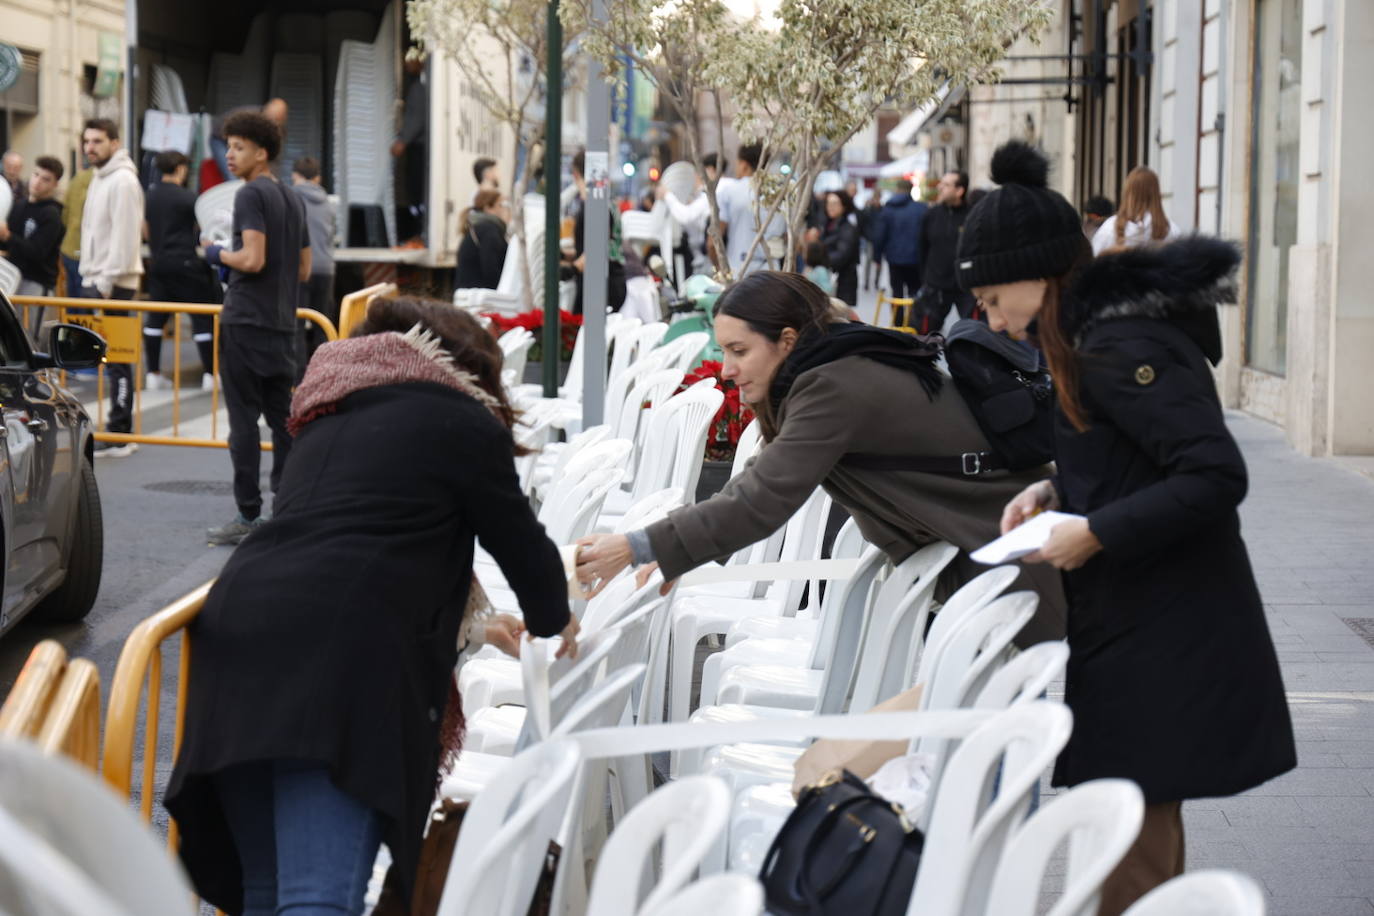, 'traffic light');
648,165,661,181
622,161,636,177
